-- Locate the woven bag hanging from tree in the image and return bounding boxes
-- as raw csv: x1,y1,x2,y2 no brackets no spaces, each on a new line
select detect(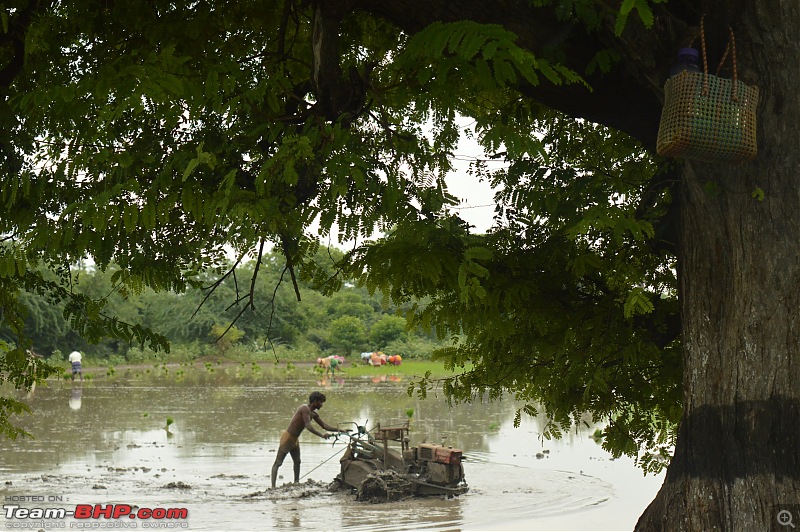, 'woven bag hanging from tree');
656,17,759,164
